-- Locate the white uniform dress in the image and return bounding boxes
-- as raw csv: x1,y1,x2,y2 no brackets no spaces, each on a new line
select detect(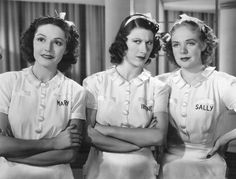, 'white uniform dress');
83,67,170,179
0,66,86,179
156,66,236,179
